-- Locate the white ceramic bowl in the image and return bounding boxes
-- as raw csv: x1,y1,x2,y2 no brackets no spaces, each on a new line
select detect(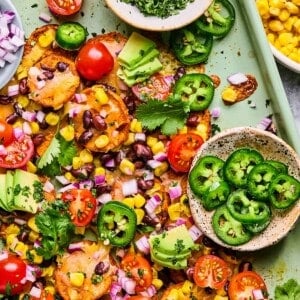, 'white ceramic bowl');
105,0,213,31
0,0,24,89
187,127,300,252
